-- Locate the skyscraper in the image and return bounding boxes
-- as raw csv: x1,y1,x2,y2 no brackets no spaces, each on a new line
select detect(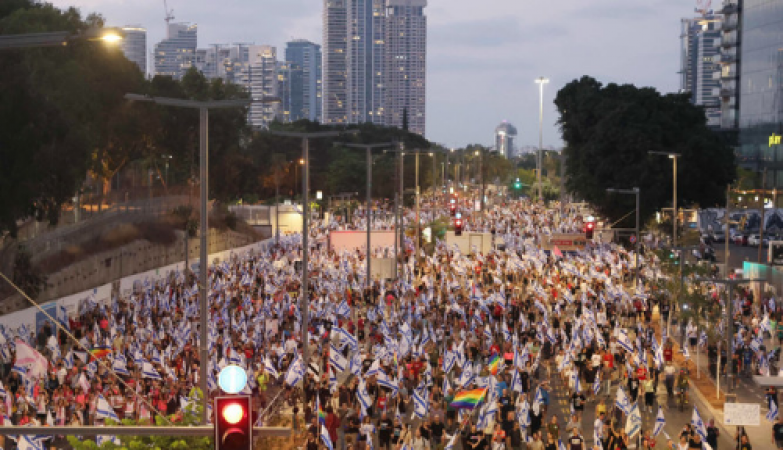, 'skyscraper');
285,40,323,122
323,0,348,124
719,0,741,130
346,0,386,124
154,23,197,79
322,0,427,134
119,26,147,74
384,0,427,135
495,121,517,159
738,0,783,185
241,45,279,129
680,15,722,128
